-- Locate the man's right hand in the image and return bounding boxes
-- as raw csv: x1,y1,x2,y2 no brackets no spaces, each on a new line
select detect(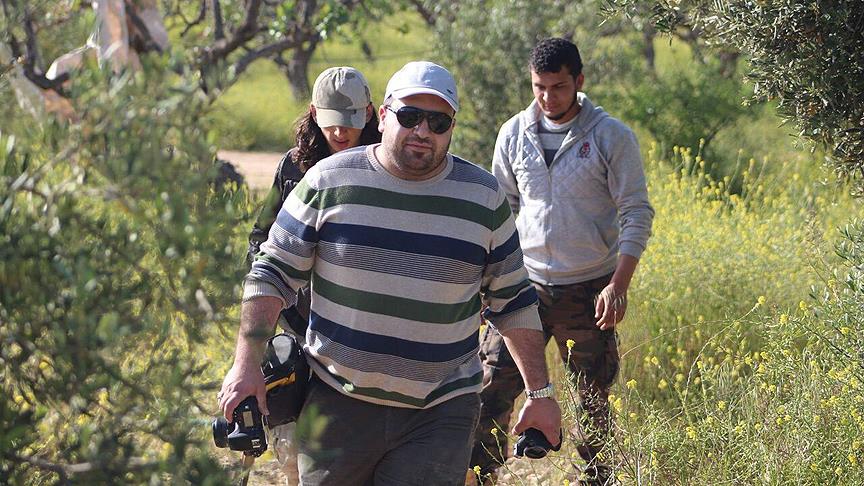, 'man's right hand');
218,361,269,420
